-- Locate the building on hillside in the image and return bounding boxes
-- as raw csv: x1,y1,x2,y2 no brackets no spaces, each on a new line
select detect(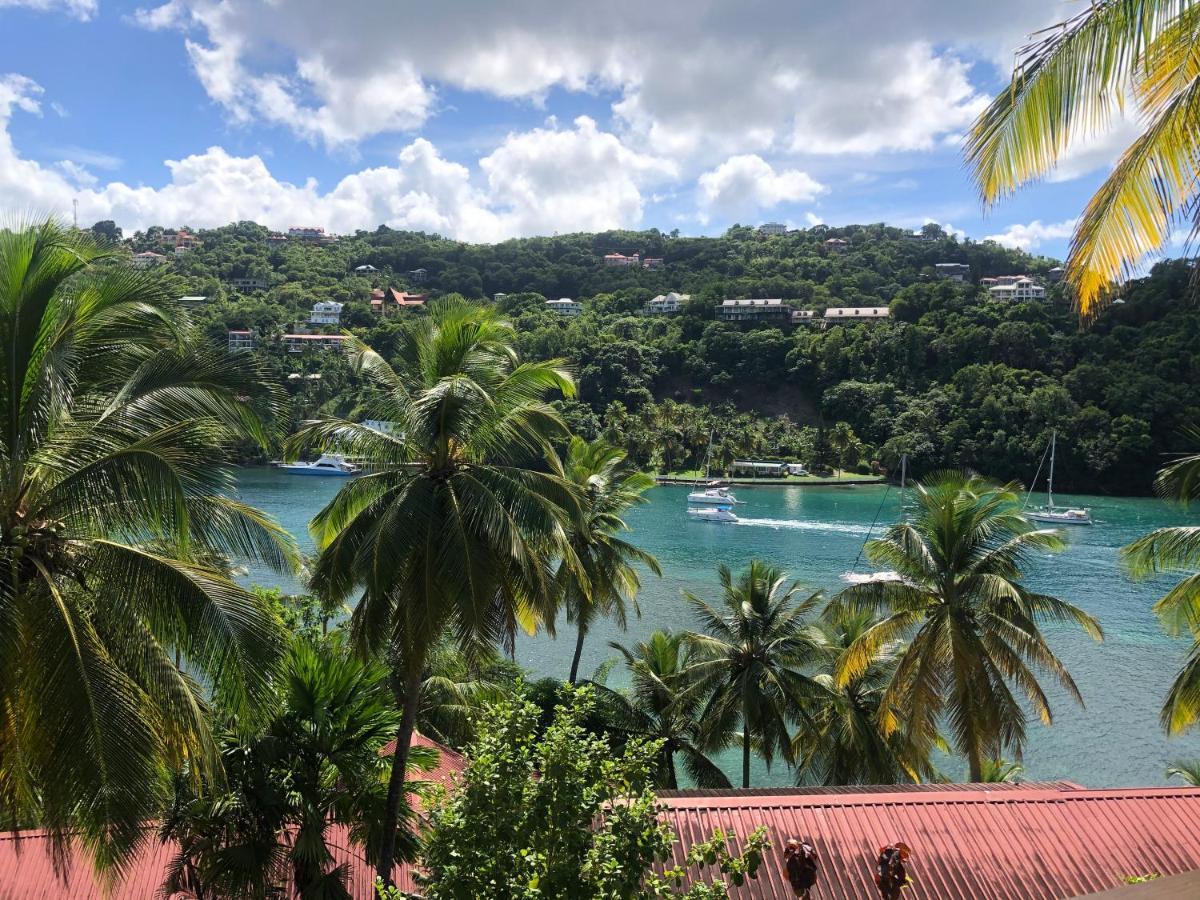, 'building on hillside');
493,292,508,303
546,297,582,316
822,307,891,326
603,252,640,267
353,264,378,273
173,229,200,253
227,330,255,352
905,231,936,242
791,309,819,325
226,277,270,291
283,333,350,353
287,226,336,244
658,782,1200,898
370,288,427,315
309,300,344,325
0,734,464,898
642,257,665,269
823,237,849,252
132,251,167,269
643,292,688,316
935,262,971,282
715,298,792,323
407,267,428,283
989,277,1046,301
1048,266,1065,282
266,231,289,245
758,222,787,236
